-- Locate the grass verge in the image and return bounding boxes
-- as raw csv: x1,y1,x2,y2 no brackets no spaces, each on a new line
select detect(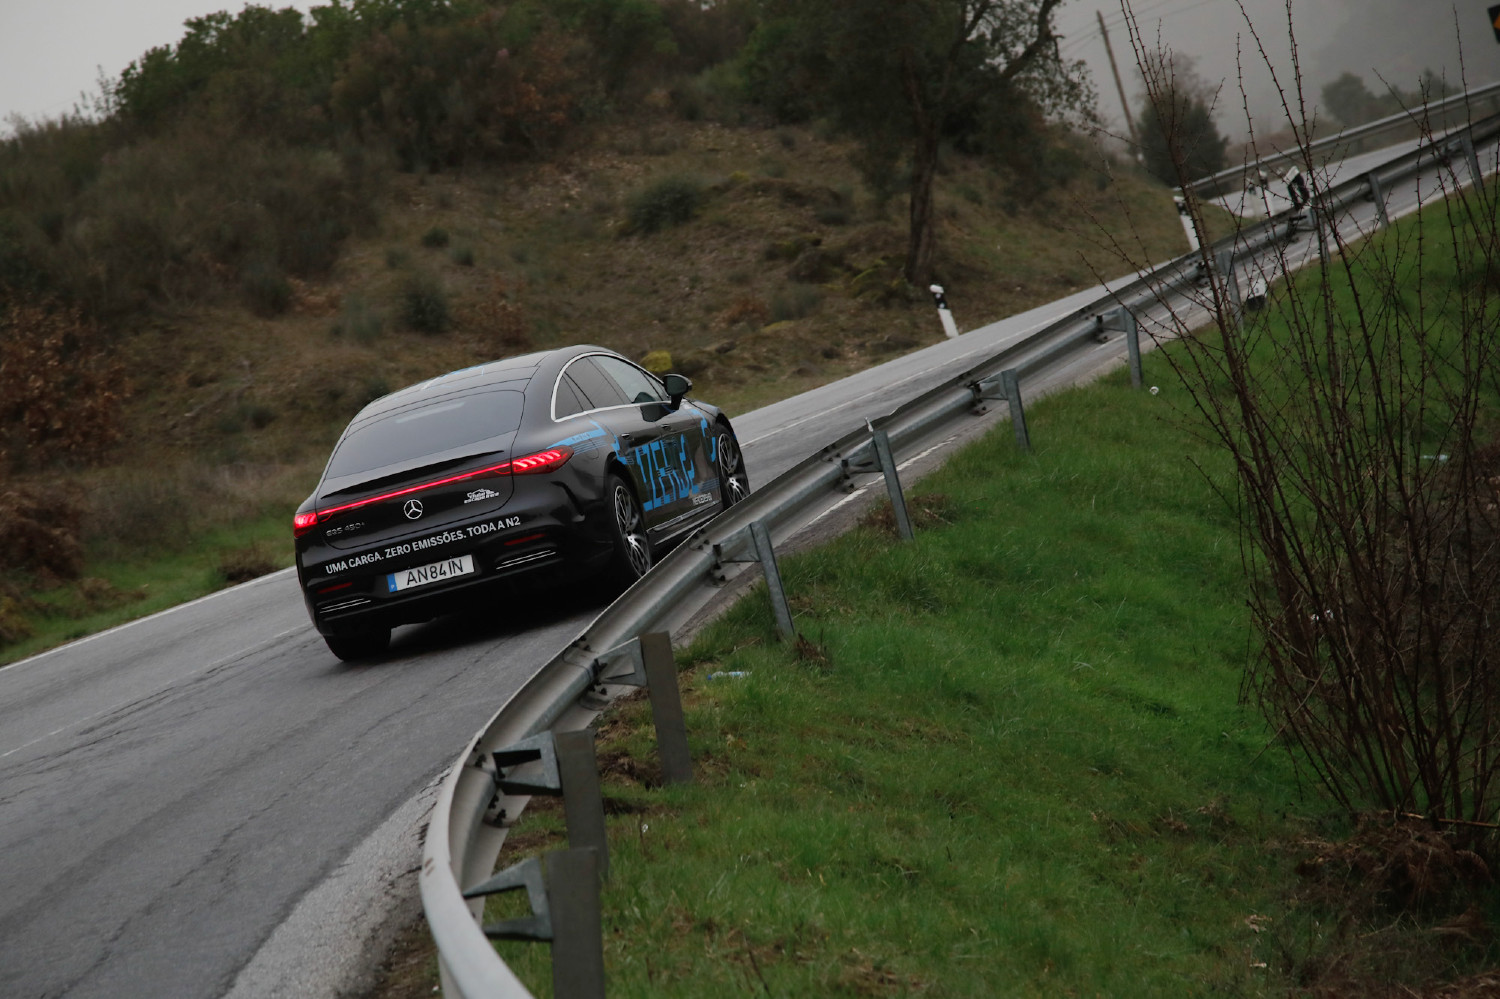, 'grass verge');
468,371,1326,996
0,509,295,665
